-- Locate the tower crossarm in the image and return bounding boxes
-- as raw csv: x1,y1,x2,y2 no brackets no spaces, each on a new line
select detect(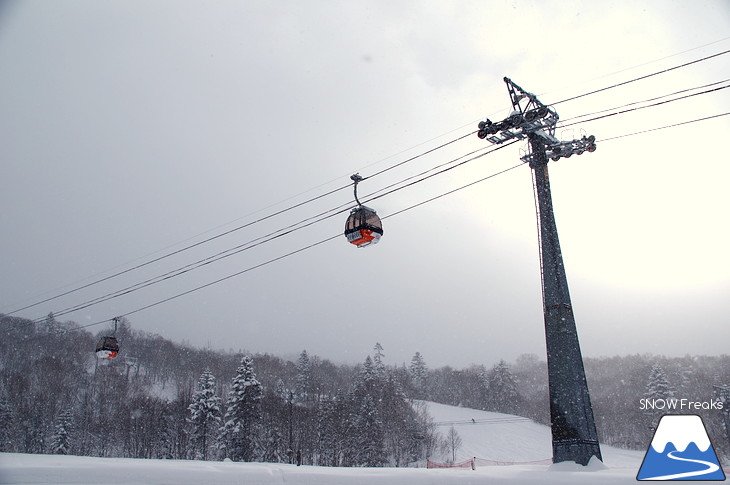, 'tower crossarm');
521,135,597,166
478,77,559,144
